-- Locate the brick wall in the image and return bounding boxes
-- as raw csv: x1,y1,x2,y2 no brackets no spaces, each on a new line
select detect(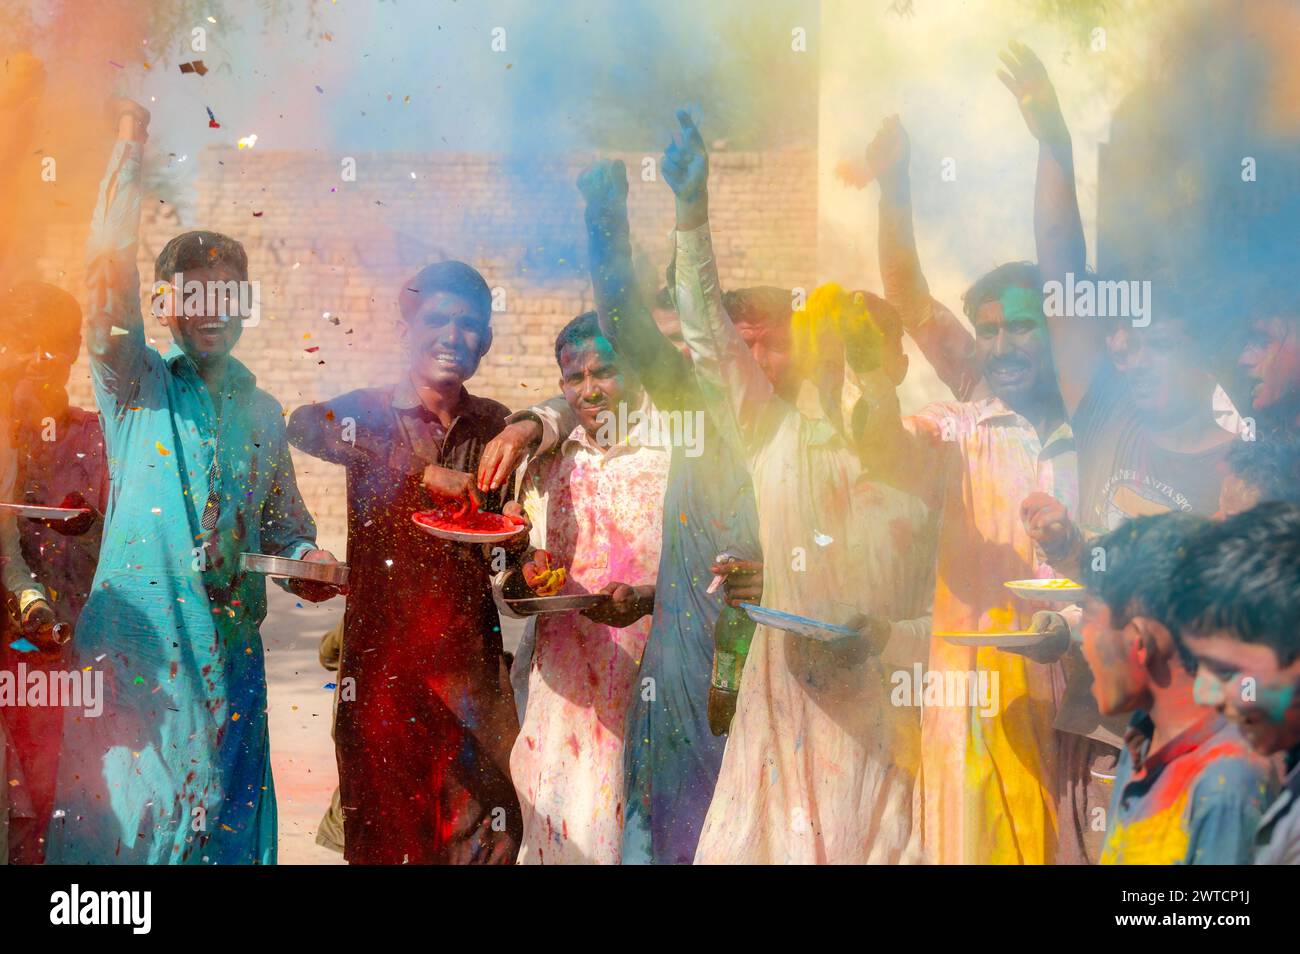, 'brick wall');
38,146,818,550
